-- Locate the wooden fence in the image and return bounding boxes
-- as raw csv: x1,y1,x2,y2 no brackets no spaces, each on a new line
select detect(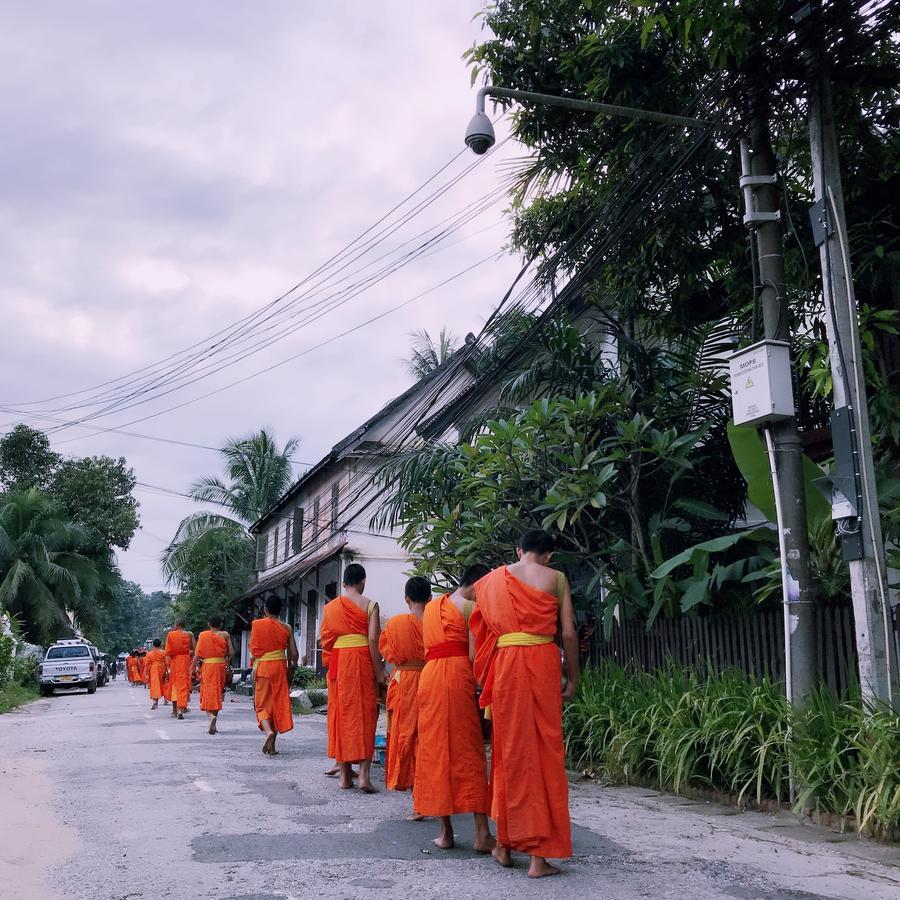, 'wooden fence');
588,603,858,695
